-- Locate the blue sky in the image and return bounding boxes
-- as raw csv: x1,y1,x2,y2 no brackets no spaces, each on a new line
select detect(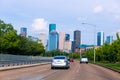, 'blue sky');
0,0,120,45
